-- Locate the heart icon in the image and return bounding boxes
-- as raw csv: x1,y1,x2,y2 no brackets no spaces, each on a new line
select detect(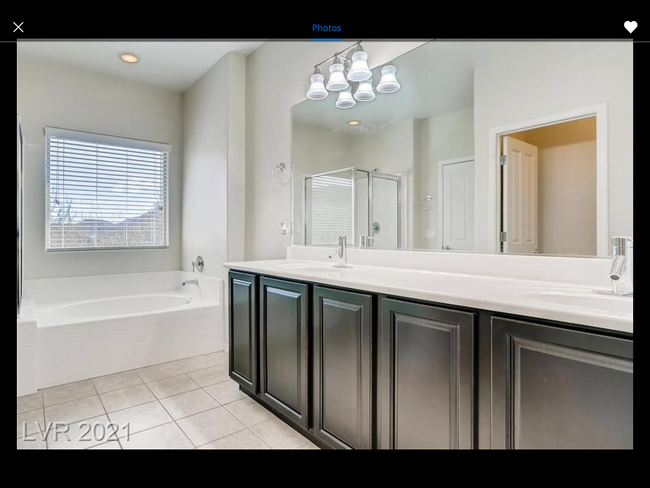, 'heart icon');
624,21,638,33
